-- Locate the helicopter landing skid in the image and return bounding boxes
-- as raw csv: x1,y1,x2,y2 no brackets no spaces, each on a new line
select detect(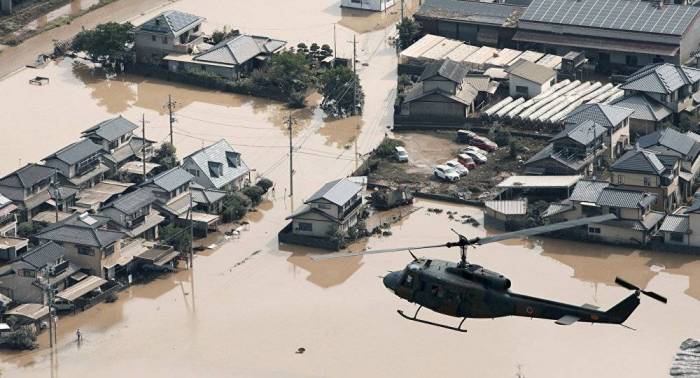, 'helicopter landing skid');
397,307,468,333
